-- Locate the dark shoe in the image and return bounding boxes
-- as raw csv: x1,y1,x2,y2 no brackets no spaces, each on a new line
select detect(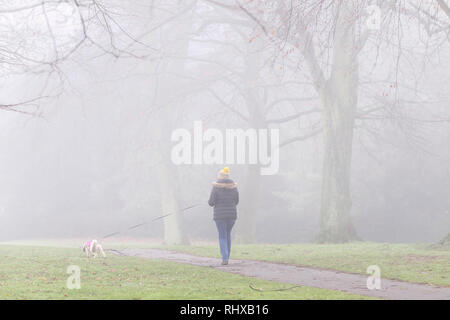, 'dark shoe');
221,260,228,265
